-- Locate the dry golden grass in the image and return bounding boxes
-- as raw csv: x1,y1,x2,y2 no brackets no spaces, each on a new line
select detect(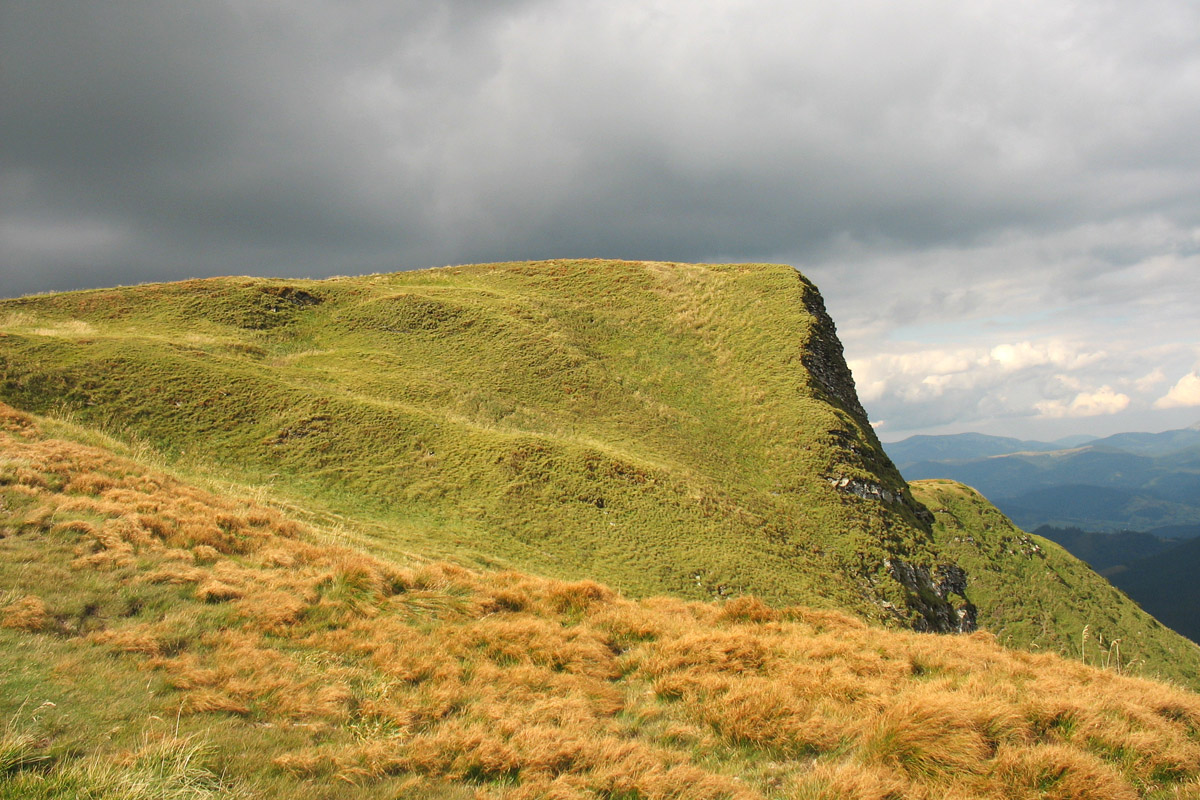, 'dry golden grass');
0,594,53,632
4,400,1200,799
